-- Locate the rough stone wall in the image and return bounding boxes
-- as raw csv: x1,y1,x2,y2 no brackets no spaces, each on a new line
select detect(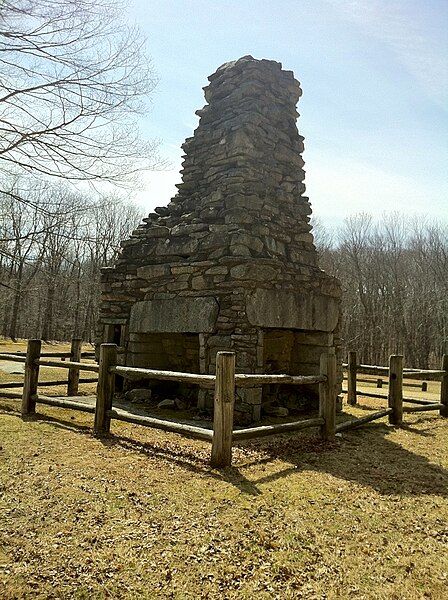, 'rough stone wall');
99,55,342,422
